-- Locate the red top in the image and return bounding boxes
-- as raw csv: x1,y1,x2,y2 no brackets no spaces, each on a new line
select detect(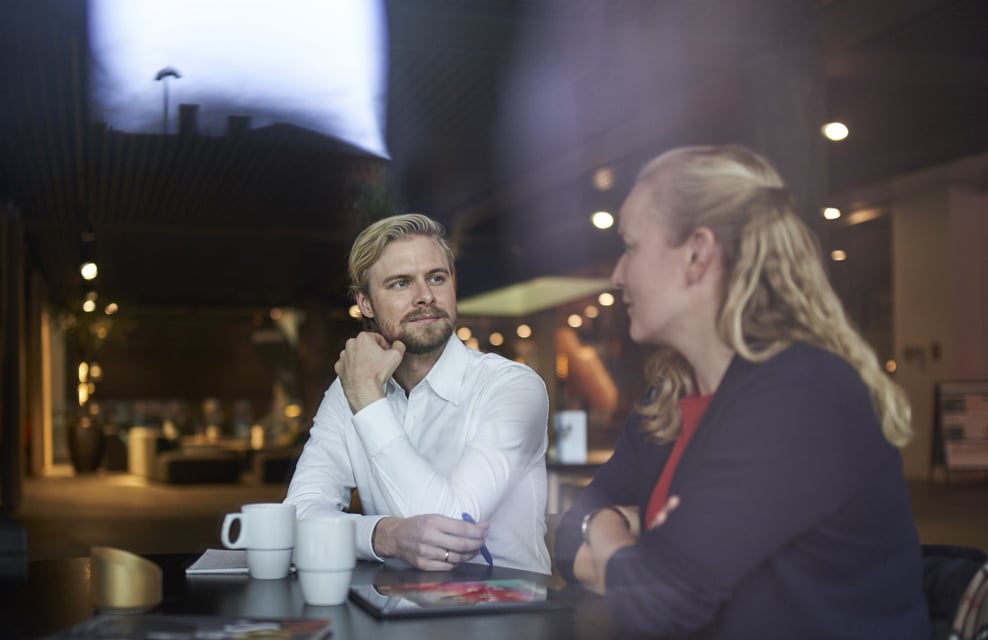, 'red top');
643,393,713,527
